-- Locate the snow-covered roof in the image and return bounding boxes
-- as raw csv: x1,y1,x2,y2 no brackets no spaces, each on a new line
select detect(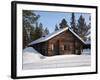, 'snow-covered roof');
28,27,85,45
69,29,85,44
